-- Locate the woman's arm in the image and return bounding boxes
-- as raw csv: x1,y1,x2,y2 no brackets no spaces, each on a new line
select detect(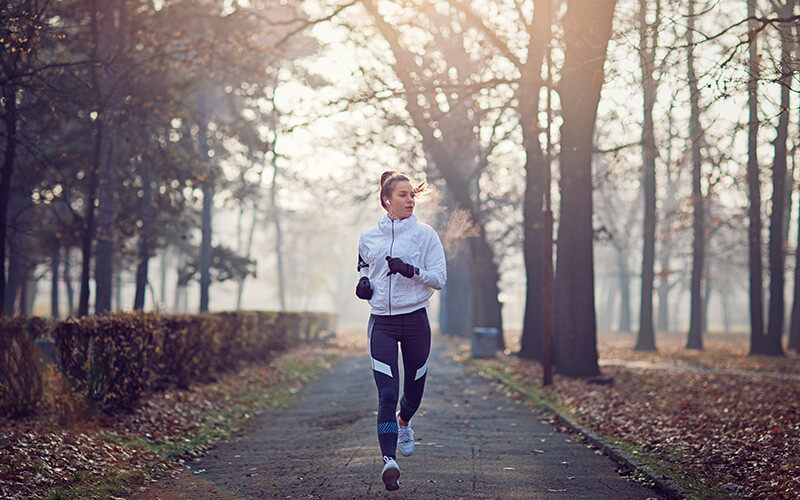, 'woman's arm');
412,230,447,290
